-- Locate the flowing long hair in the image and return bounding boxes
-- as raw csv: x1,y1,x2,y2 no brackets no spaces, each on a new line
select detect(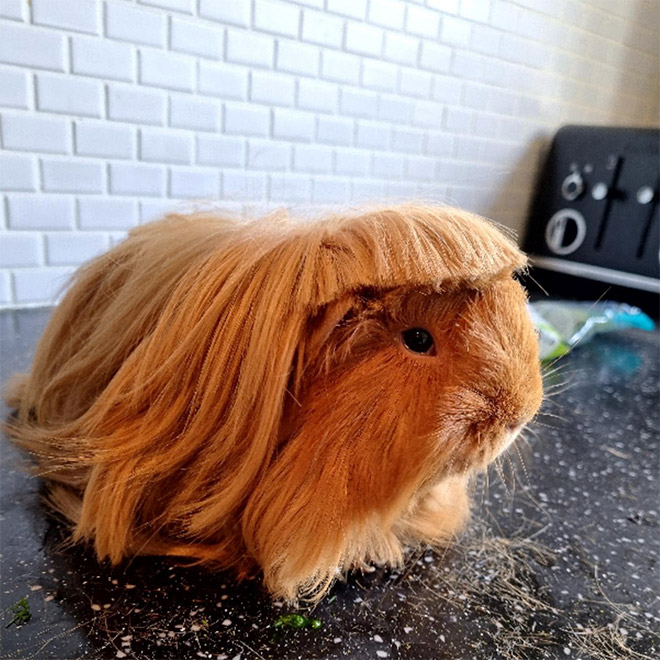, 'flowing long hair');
6,204,529,599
